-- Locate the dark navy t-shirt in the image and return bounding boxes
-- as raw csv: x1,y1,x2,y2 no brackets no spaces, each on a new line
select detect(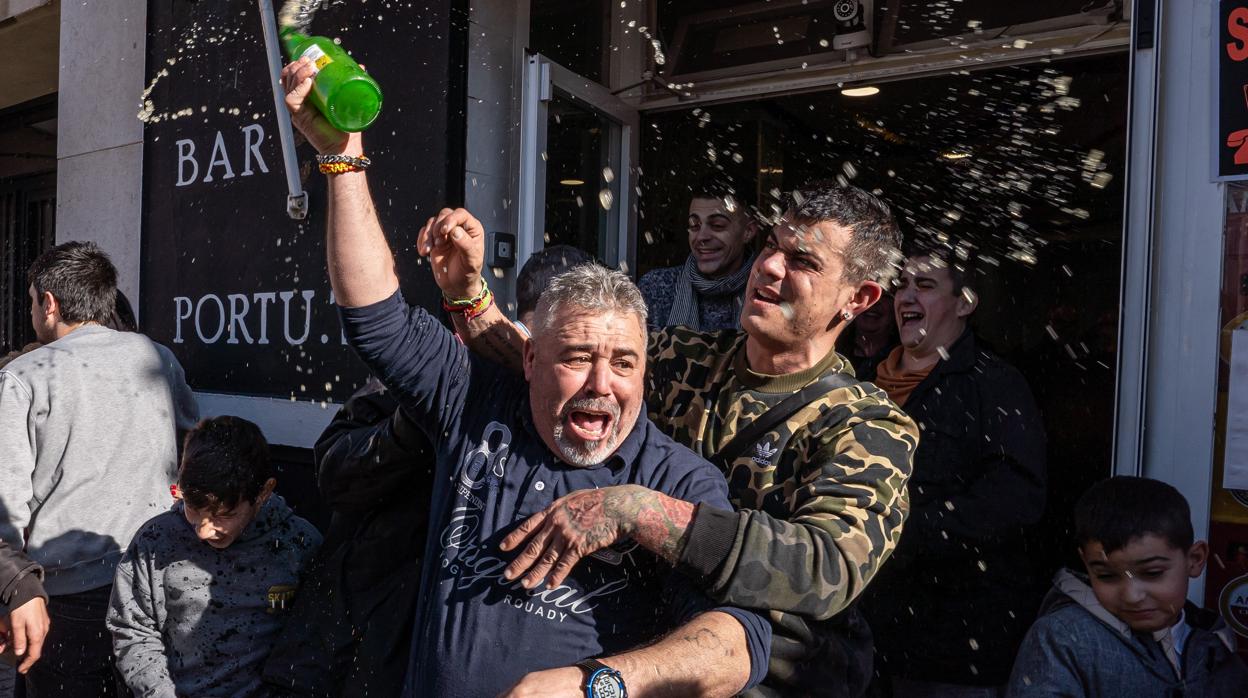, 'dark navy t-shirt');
339,292,770,698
